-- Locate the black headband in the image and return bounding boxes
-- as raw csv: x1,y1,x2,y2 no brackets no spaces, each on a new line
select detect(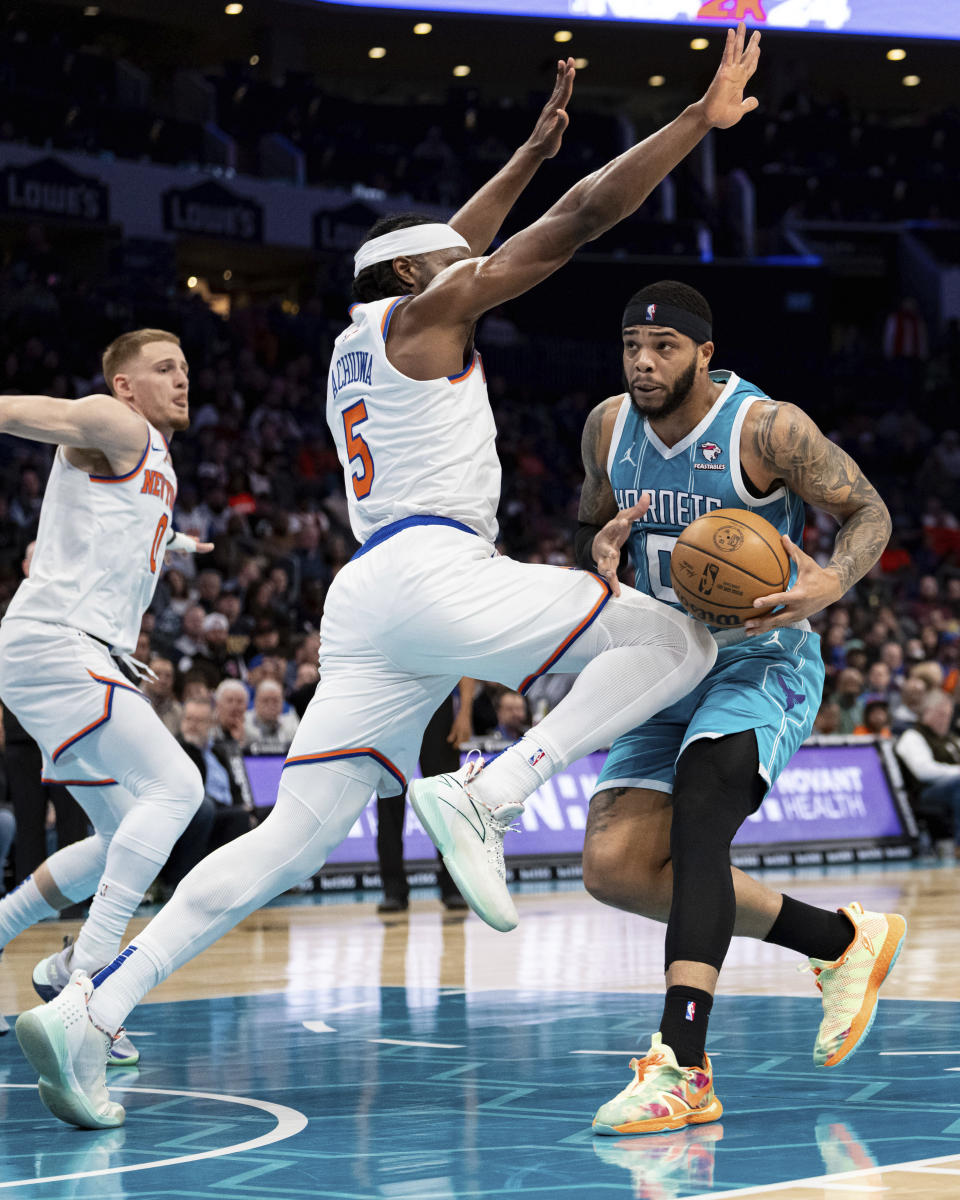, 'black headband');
622,299,712,345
